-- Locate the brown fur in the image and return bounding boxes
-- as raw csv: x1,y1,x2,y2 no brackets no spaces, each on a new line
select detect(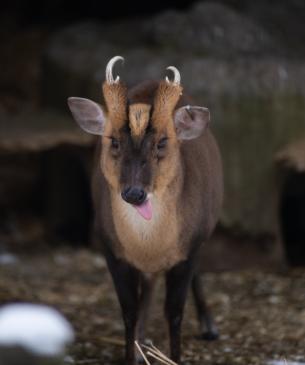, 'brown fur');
111,191,184,272
102,81,127,130
93,80,223,273
129,103,151,139
152,81,183,133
